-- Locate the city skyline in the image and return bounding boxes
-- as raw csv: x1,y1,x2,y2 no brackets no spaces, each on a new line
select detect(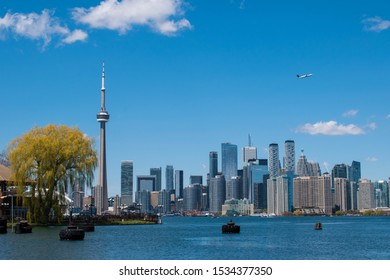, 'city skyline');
1,0,390,197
